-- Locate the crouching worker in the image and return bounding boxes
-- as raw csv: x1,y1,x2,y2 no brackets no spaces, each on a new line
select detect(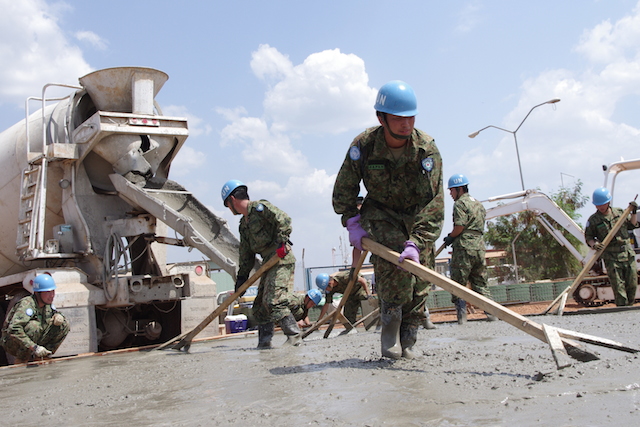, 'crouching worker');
315,271,372,325
1,274,70,364
221,179,302,350
291,289,323,329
